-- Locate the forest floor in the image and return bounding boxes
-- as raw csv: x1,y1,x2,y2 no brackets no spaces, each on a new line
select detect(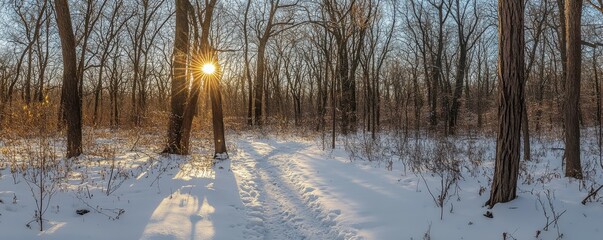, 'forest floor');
1,129,603,239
